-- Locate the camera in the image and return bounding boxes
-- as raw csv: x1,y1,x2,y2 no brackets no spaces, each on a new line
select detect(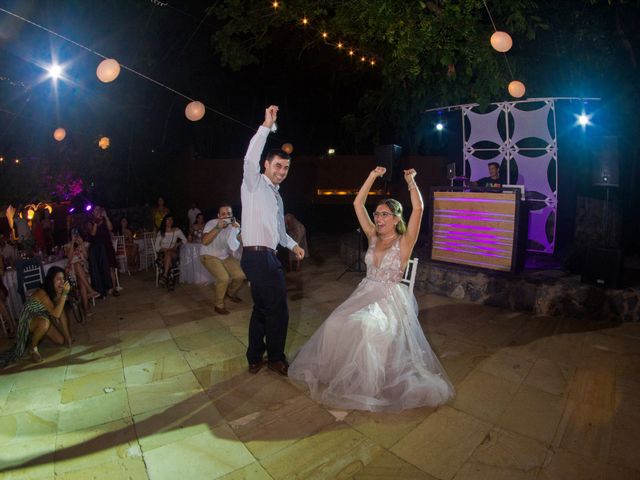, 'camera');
223,217,236,226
